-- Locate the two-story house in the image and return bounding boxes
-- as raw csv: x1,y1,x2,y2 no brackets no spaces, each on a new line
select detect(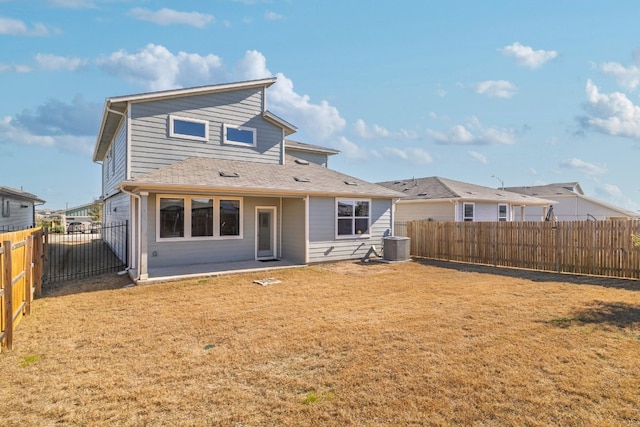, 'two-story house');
93,78,403,283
